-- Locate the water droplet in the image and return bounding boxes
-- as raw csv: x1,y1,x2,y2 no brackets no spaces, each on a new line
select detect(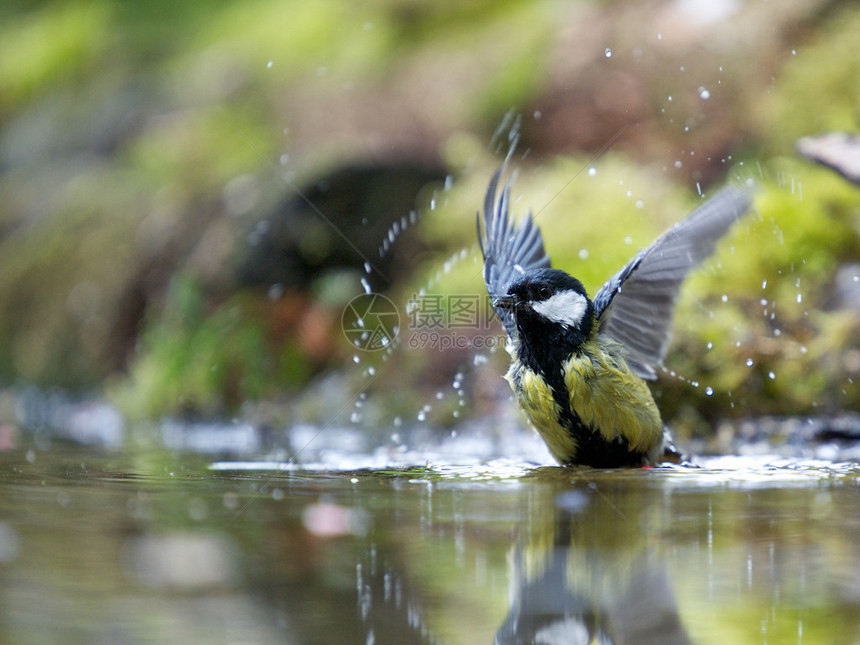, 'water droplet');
363,262,372,274
623,235,633,245
366,366,376,376
673,160,683,168
657,33,662,40
353,355,361,364
417,411,426,422
705,386,714,396
279,153,290,165
634,200,644,209
605,47,612,58
429,198,436,210
266,60,273,69
578,248,590,260
760,298,768,306
706,341,713,350
761,280,767,289
768,371,776,380
588,166,597,176
533,110,542,120
796,293,803,304
745,358,754,367
721,294,728,303
361,278,372,295
699,87,711,100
